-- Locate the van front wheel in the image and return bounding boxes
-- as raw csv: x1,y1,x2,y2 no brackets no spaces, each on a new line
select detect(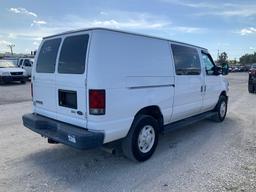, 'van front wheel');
212,95,227,122
122,115,159,162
